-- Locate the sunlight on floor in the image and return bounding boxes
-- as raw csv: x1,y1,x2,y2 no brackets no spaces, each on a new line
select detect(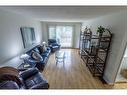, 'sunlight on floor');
43,49,127,89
